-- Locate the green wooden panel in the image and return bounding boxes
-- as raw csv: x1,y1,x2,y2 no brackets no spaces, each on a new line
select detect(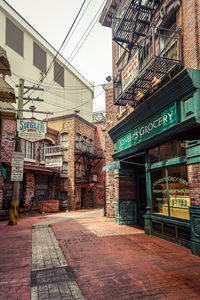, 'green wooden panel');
115,103,177,153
